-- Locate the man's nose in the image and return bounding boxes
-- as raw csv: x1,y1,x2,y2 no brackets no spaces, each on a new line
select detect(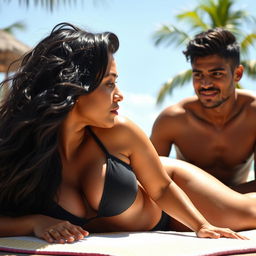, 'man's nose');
200,78,213,88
